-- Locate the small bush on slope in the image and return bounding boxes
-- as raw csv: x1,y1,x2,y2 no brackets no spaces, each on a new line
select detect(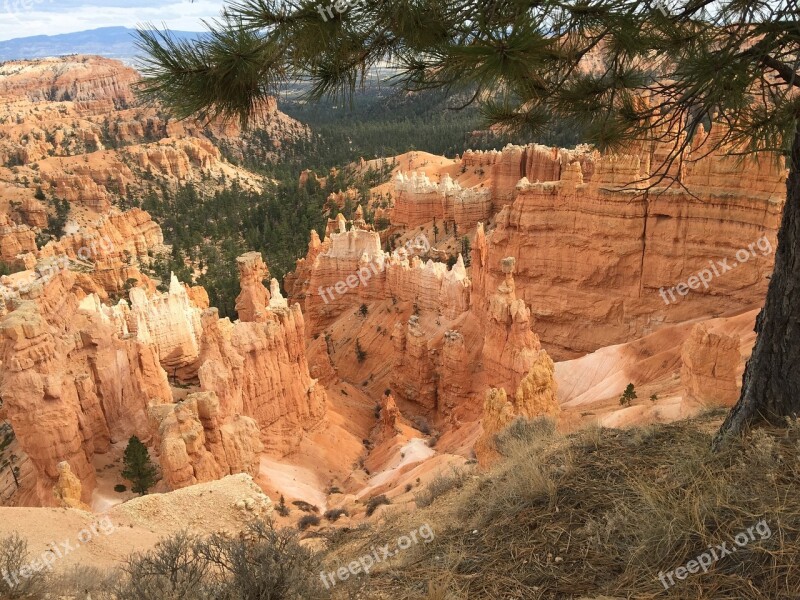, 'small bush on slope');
365,494,391,517
298,514,321,530
414,467,469,508
0,533,47,599
115,521,328,600
324,508,349,522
